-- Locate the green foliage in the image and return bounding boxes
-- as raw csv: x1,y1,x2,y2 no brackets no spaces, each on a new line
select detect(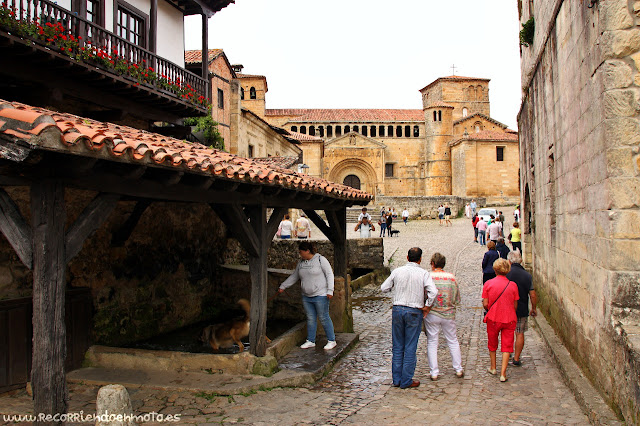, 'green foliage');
185,110,224,150
519,17,535,47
